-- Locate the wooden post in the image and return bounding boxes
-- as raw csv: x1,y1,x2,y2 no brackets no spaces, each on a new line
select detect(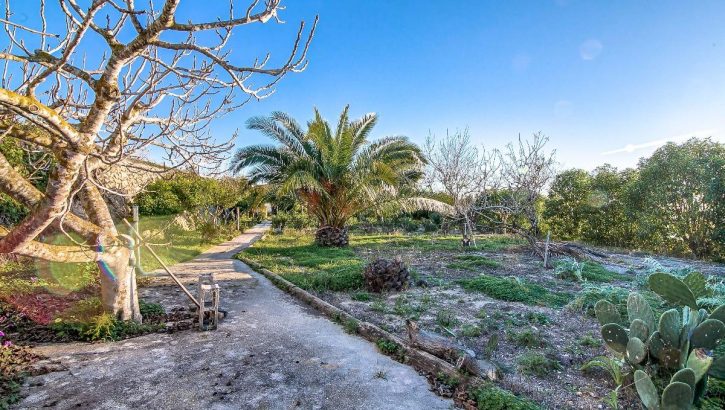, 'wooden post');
544,230,551,269
236,207,240,231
